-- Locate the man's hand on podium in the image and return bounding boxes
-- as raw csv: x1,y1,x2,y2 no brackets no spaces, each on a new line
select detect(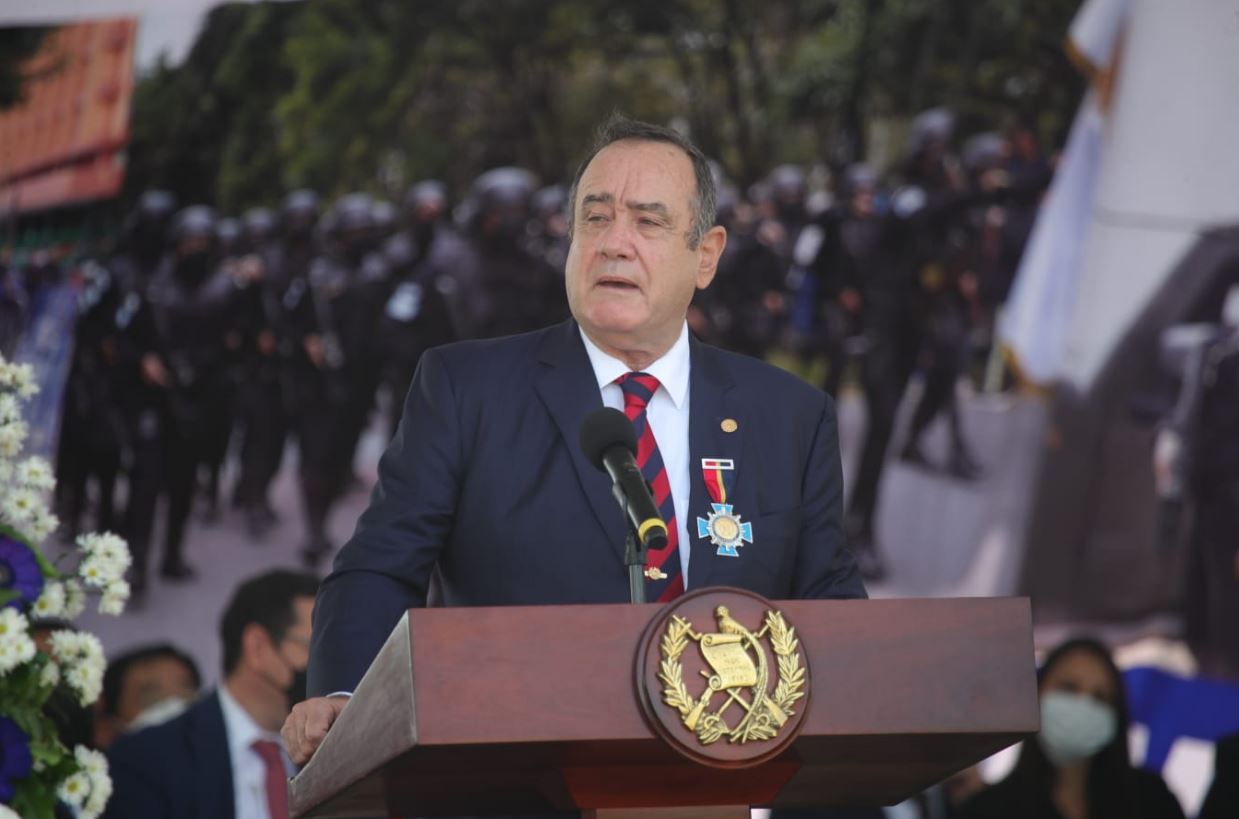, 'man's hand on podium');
282,695,349,765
